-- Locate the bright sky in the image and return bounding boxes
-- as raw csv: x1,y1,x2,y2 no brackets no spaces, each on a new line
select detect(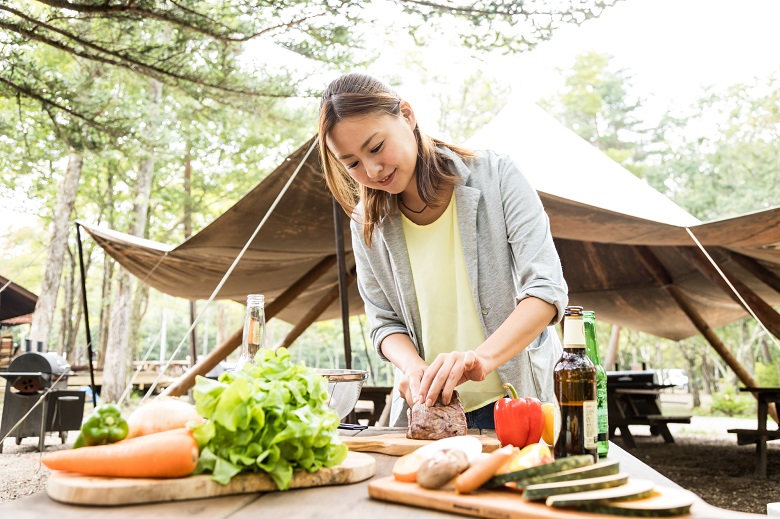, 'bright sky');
397,0,780,131
2,0,779,233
